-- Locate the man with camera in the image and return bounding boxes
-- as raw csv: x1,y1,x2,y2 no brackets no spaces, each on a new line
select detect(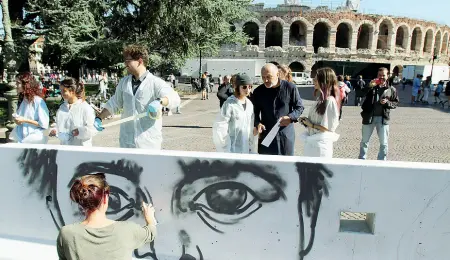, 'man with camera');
358,67,399,160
